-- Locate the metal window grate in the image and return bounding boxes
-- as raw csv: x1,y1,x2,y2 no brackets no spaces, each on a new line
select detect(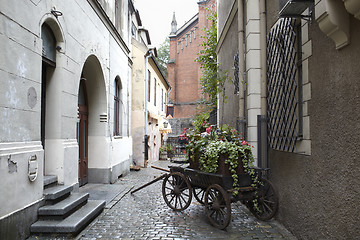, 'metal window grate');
234,52,239,94
266,18,299,152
